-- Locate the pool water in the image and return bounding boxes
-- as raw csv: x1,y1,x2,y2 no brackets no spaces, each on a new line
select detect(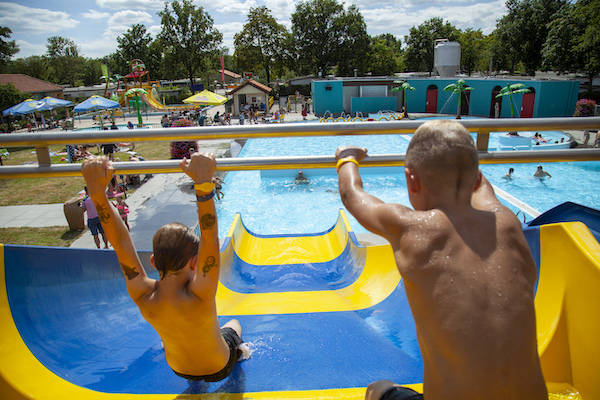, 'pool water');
214,136,600,237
